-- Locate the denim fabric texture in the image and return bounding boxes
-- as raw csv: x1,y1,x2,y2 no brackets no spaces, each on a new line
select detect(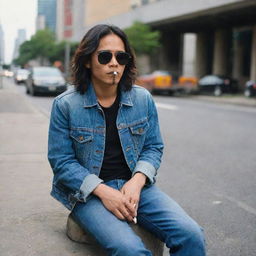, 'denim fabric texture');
48,83,164,210
72,179,206,256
